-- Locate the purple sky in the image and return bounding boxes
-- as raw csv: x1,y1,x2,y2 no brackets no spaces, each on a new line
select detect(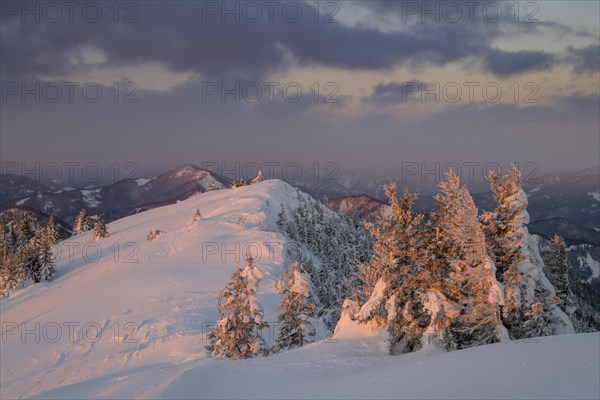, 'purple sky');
1,1,598,178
